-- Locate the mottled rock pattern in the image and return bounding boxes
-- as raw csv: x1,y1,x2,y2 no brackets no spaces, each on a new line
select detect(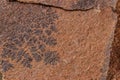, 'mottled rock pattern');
0,0,118,80
17,0,97,10
107,0,120,80
17,0,118,10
